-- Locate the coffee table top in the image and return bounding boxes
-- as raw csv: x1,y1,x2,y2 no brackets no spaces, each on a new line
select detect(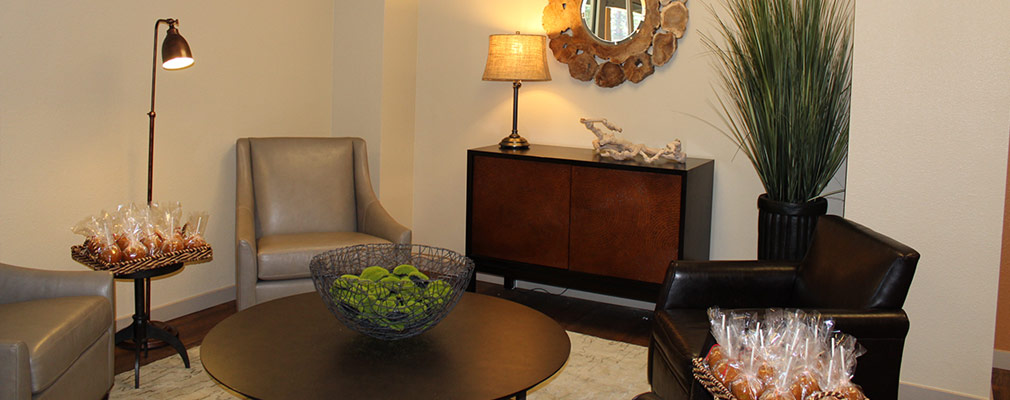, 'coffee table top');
201,292,571,399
